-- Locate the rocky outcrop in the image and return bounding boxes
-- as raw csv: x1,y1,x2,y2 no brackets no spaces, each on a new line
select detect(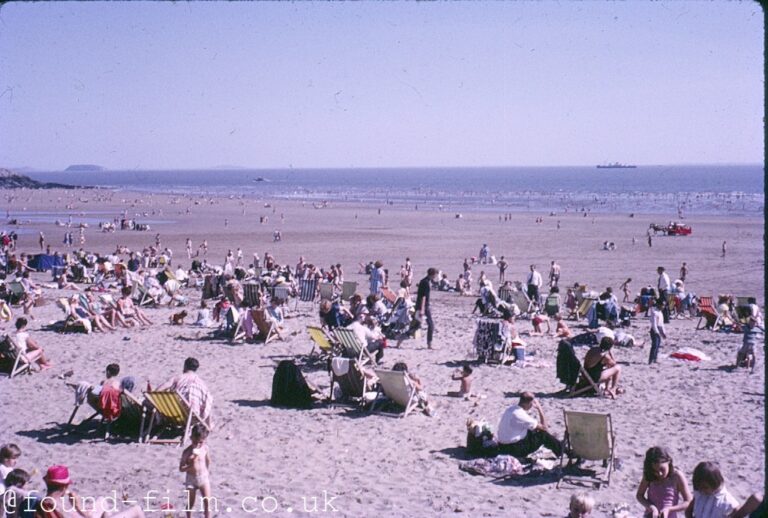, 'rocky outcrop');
0,168,87,189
